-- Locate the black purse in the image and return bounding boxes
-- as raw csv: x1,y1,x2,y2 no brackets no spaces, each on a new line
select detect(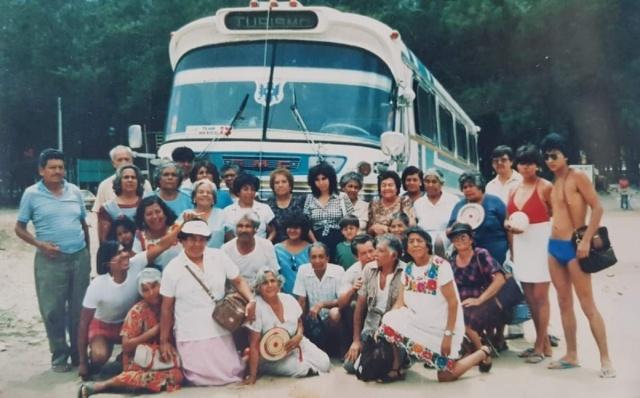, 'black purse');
563,171,618,274
355,336,393,381
571,226,618,273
